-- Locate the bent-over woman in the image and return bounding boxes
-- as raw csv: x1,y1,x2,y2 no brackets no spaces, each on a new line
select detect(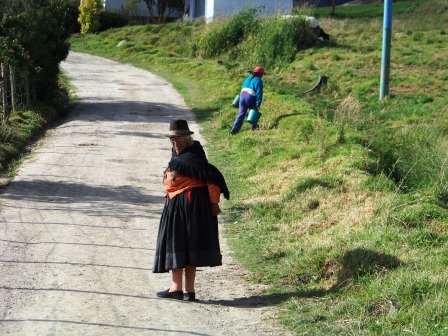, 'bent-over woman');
231,65,265,134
